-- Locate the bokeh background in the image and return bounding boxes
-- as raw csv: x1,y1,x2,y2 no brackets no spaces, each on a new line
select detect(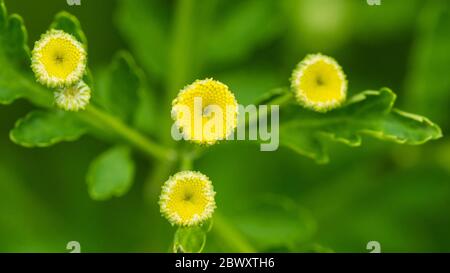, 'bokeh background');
0,0,449,252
